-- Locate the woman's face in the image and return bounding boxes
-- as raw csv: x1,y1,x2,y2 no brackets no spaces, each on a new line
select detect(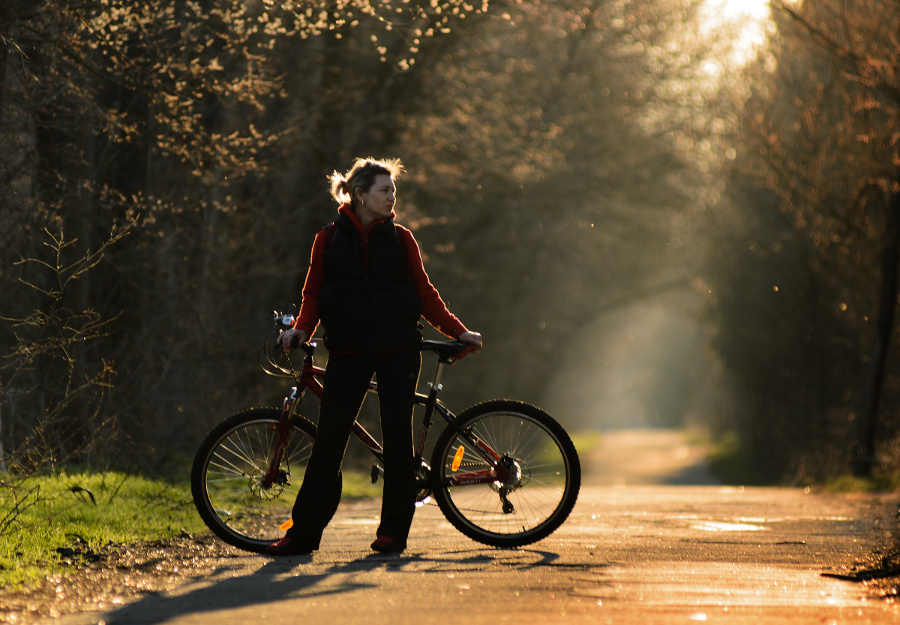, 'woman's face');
356,174,396,226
